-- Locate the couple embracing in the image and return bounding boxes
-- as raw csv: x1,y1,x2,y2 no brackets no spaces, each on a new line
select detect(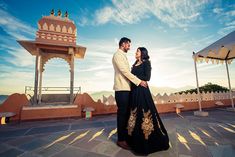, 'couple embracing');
112,37,169,155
